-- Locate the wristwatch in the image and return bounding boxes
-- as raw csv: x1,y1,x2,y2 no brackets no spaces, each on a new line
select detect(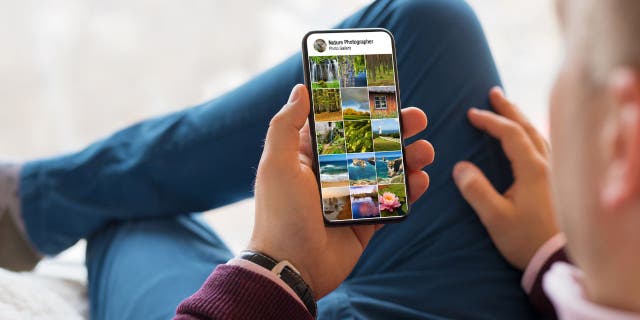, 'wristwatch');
239,250,317,318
